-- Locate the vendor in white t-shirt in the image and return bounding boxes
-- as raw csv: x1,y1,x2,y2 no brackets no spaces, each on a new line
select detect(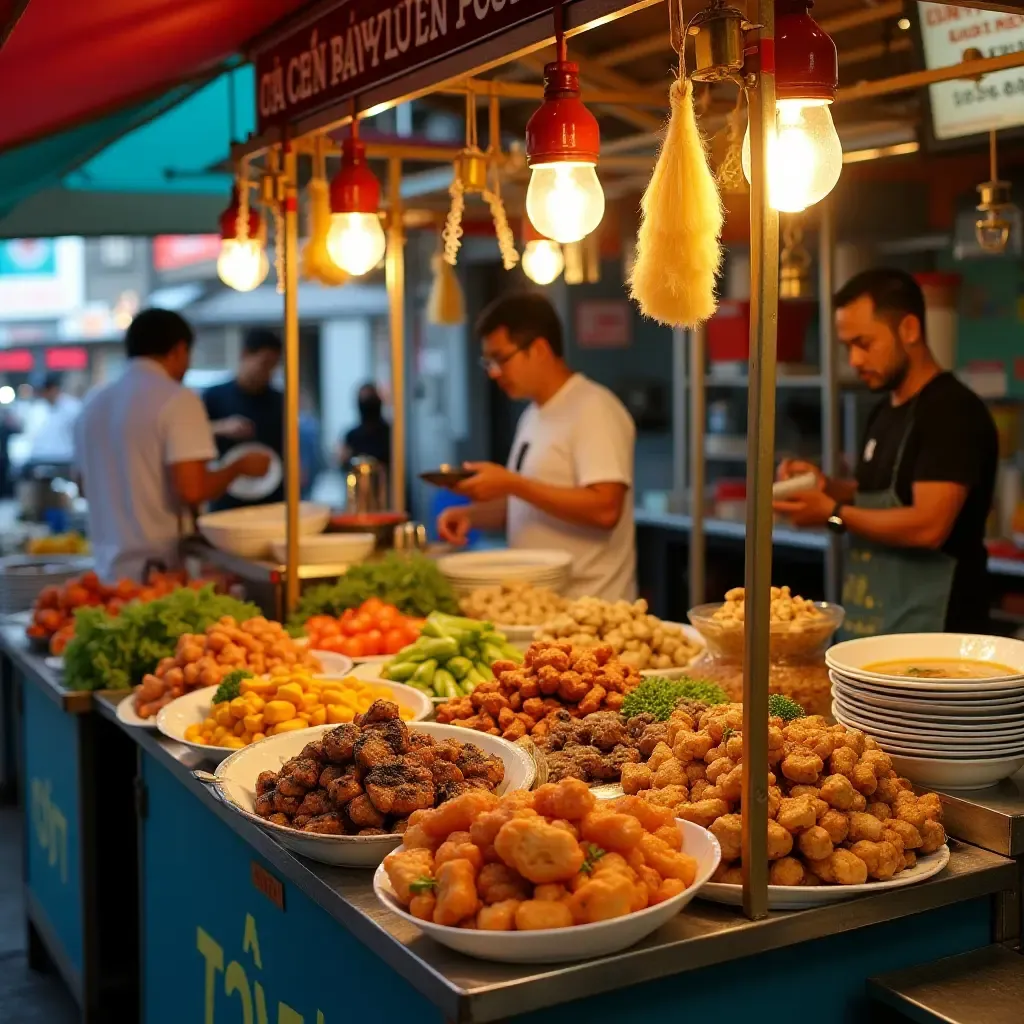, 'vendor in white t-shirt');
437,293,636,600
